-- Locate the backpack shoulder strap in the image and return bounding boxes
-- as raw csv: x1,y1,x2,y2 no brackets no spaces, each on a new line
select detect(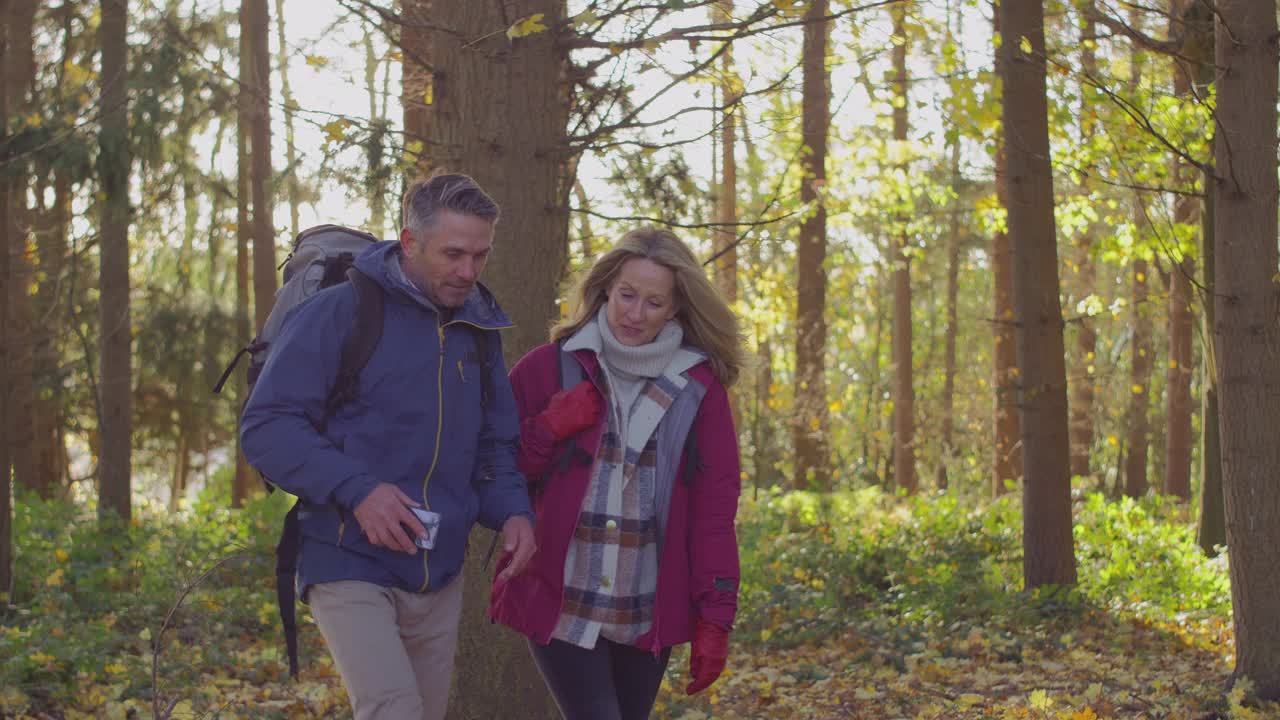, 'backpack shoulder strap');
473,327,495,410
557,338,586,391
322,267,385,425
553,340,594,475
